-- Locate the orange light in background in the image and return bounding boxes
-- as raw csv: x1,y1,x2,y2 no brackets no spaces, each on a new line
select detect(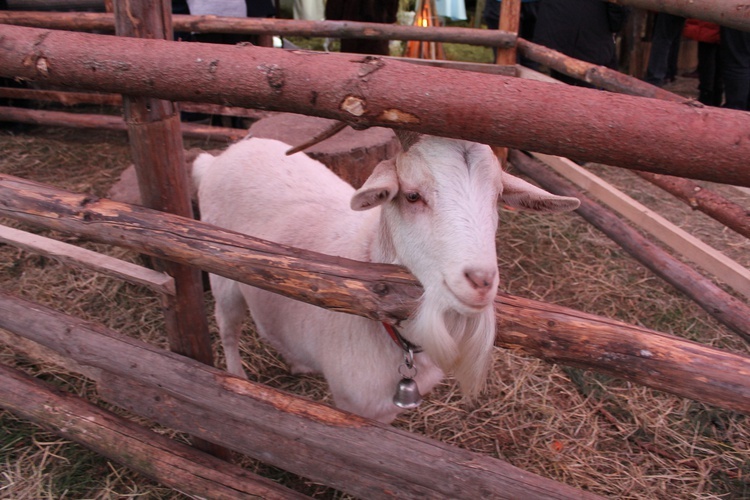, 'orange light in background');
405,0,445,60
